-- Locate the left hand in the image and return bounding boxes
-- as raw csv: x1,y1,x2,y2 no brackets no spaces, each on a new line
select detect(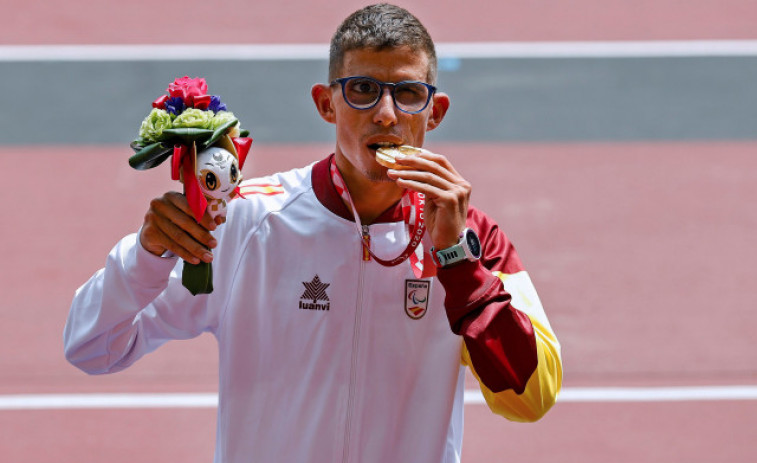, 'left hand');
386,148,471,249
